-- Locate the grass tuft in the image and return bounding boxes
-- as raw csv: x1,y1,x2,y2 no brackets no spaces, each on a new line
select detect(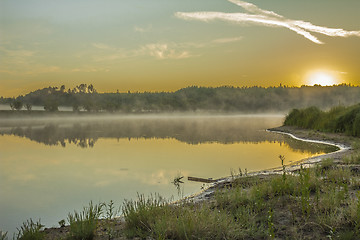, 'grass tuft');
16,219,44,240
0,231,8,240
67,201,103,240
